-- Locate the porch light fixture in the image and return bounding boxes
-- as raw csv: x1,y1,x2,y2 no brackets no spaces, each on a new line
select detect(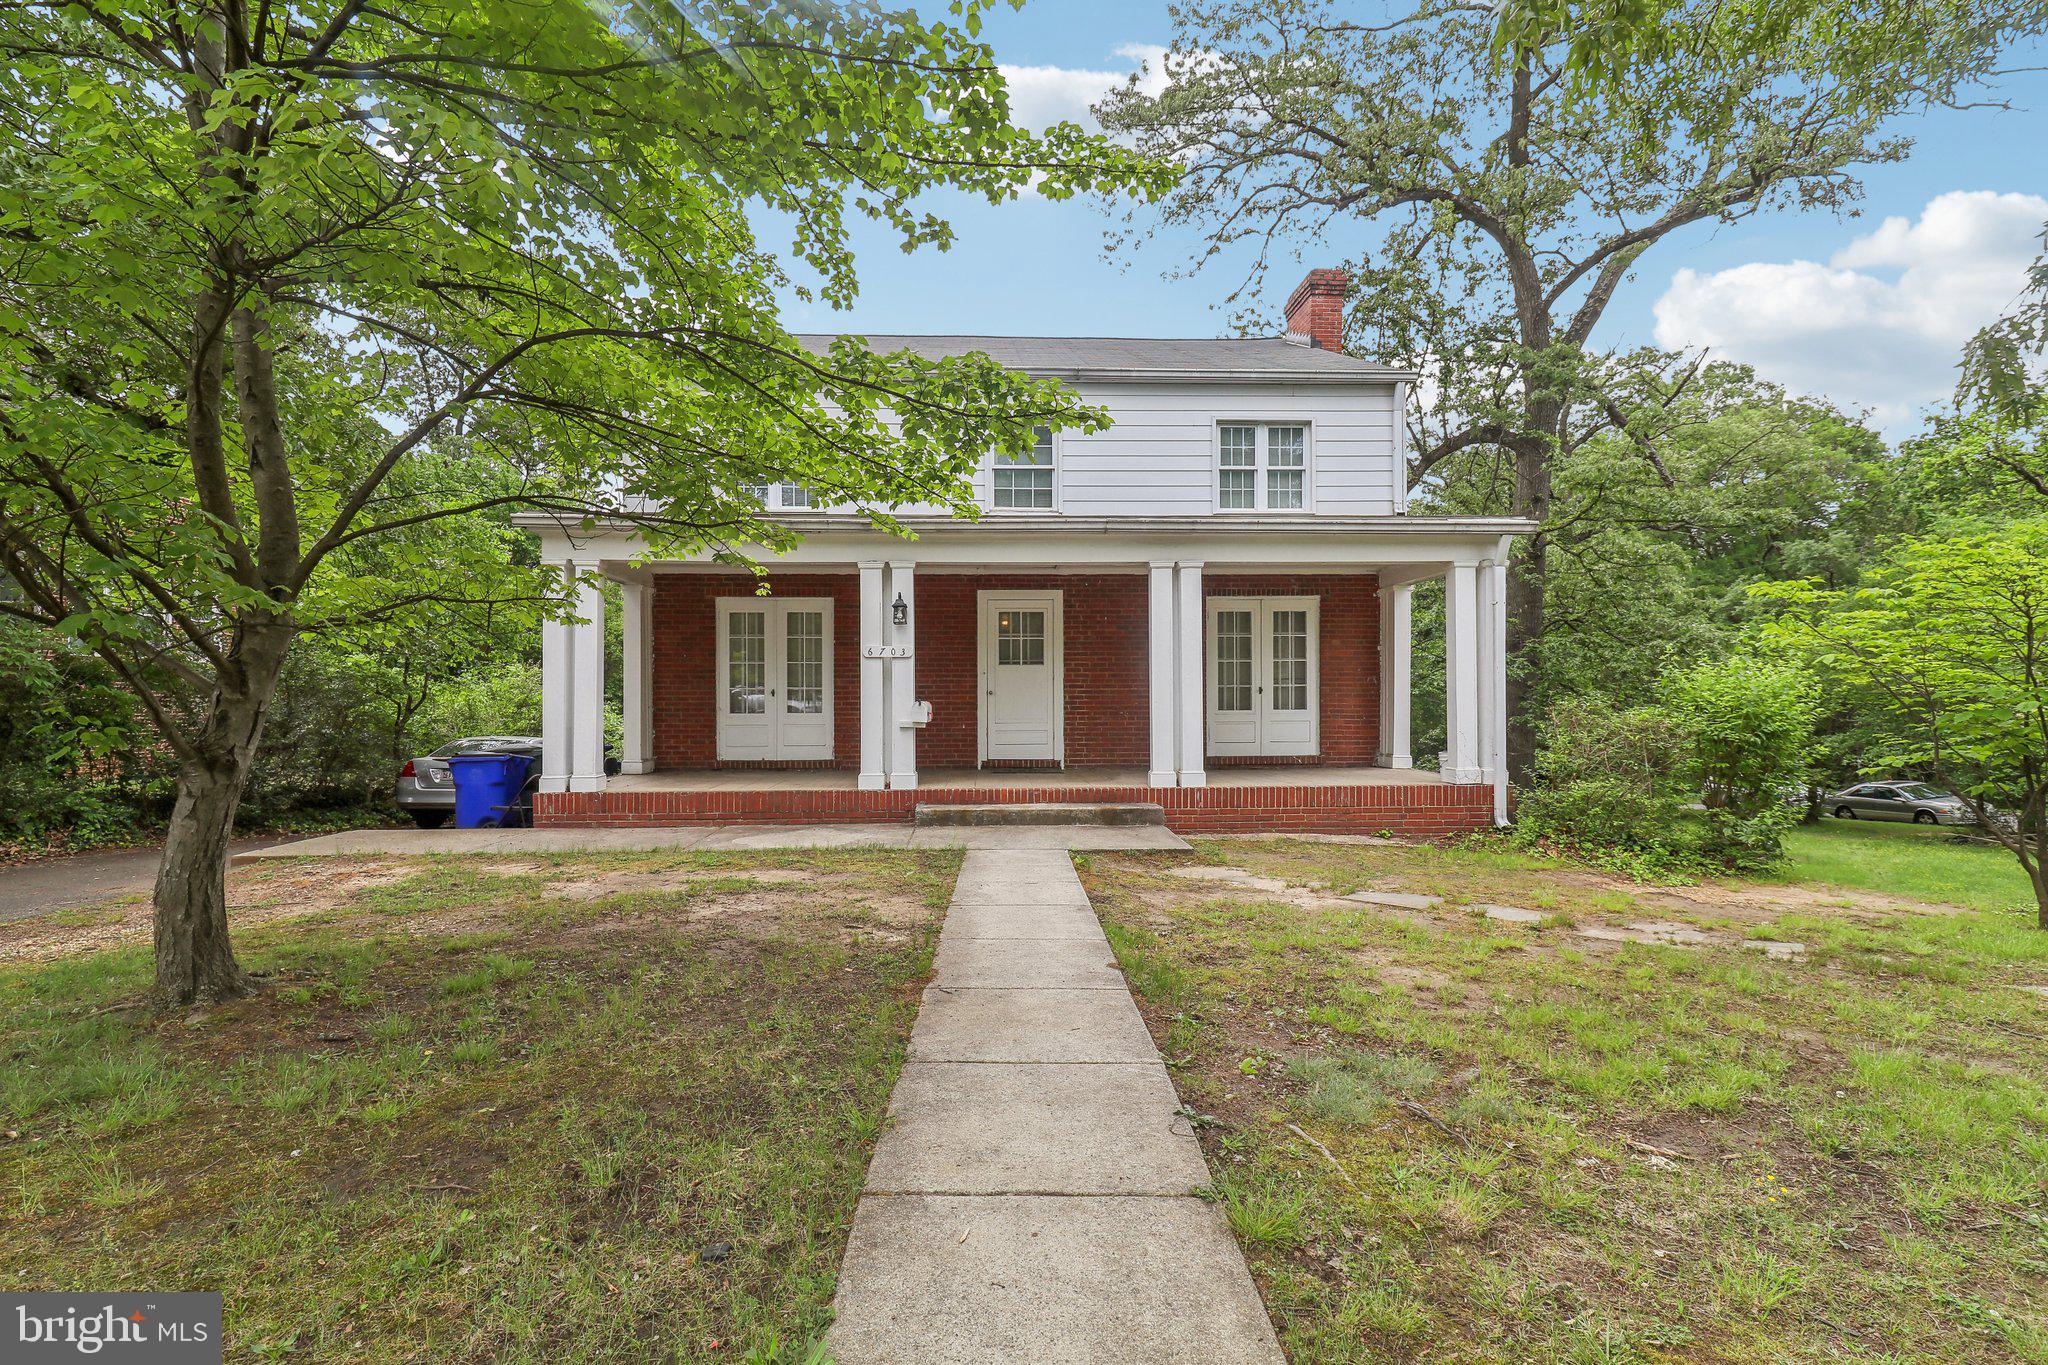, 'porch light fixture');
892,592,908,626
